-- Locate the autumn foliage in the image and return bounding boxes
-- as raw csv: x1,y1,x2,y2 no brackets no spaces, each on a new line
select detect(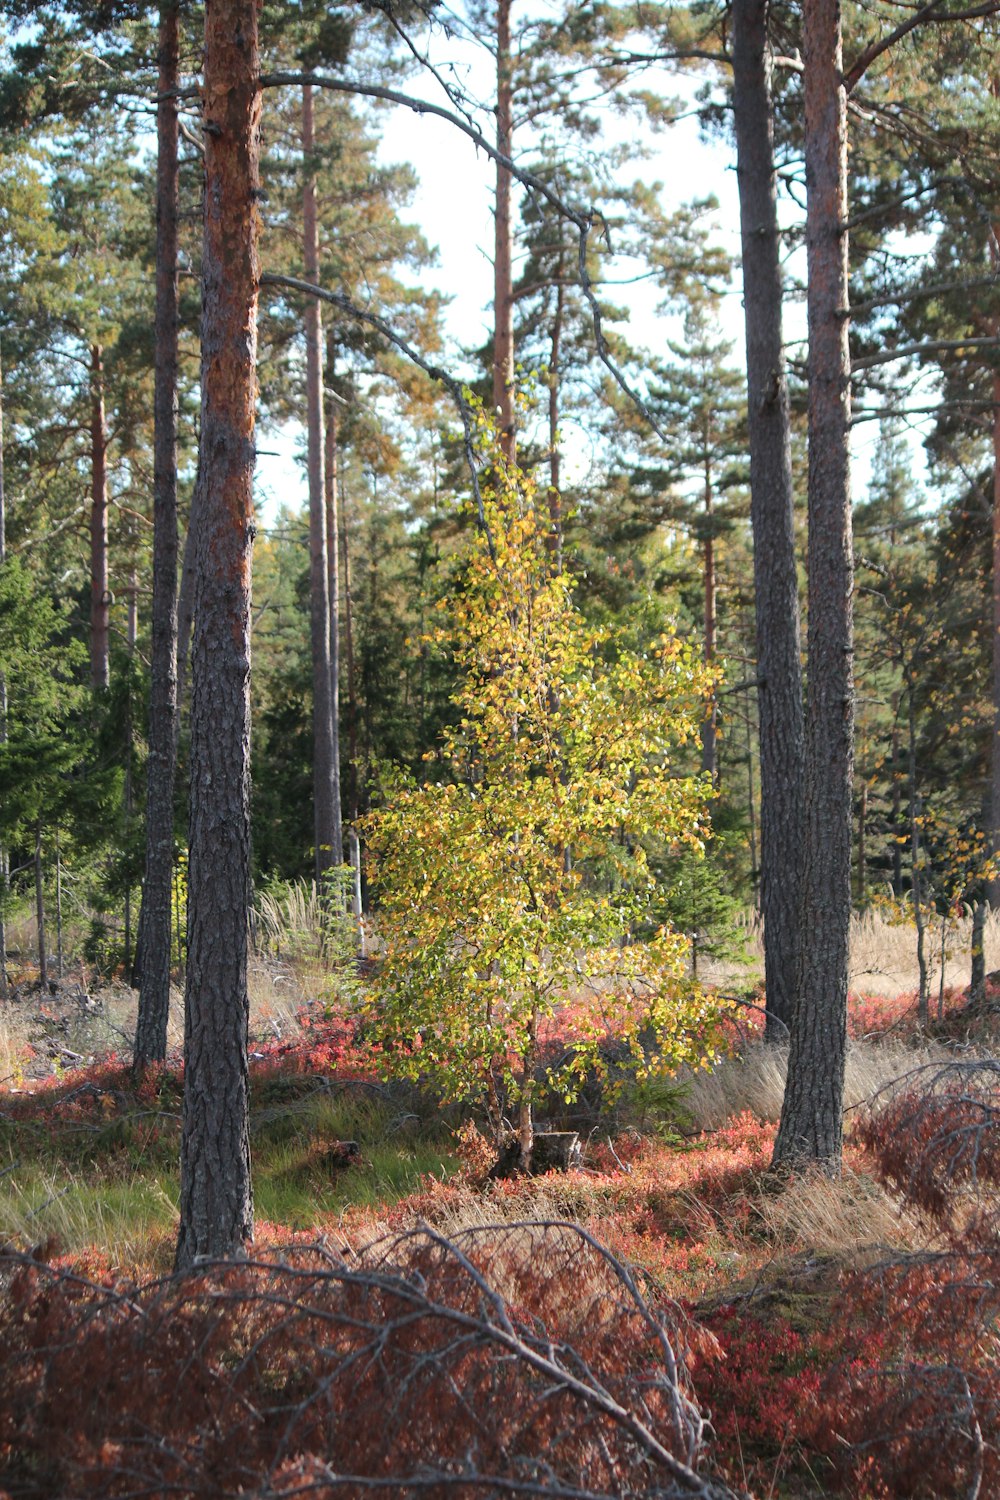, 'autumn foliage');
0,1222,736,1500
364,418,729,1155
